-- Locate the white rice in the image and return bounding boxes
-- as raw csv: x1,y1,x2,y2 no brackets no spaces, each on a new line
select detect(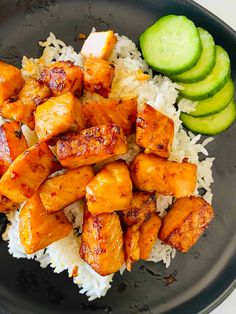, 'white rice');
3,30,215,300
